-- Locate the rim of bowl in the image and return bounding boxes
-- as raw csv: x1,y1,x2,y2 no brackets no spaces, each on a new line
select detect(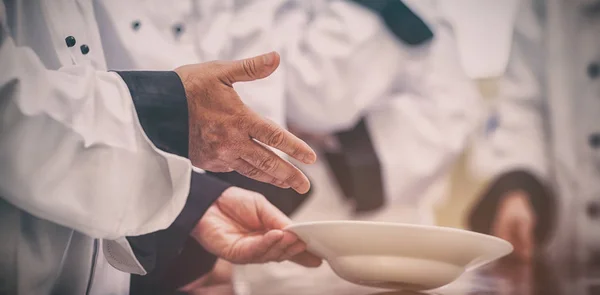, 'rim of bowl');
285,220,513,252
